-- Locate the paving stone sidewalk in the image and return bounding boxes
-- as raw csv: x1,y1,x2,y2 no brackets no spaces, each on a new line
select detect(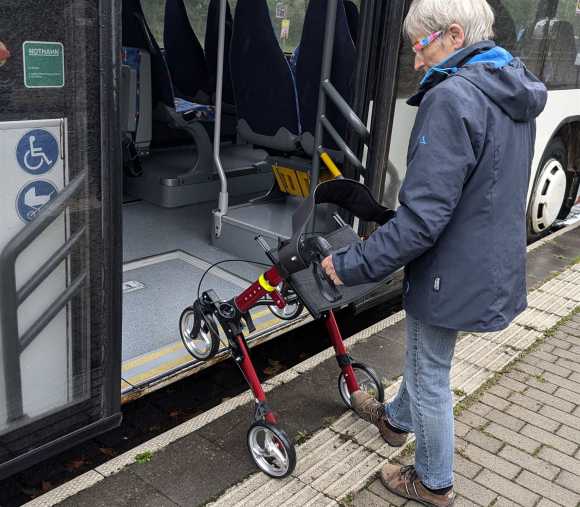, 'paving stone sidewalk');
354,311,580,507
